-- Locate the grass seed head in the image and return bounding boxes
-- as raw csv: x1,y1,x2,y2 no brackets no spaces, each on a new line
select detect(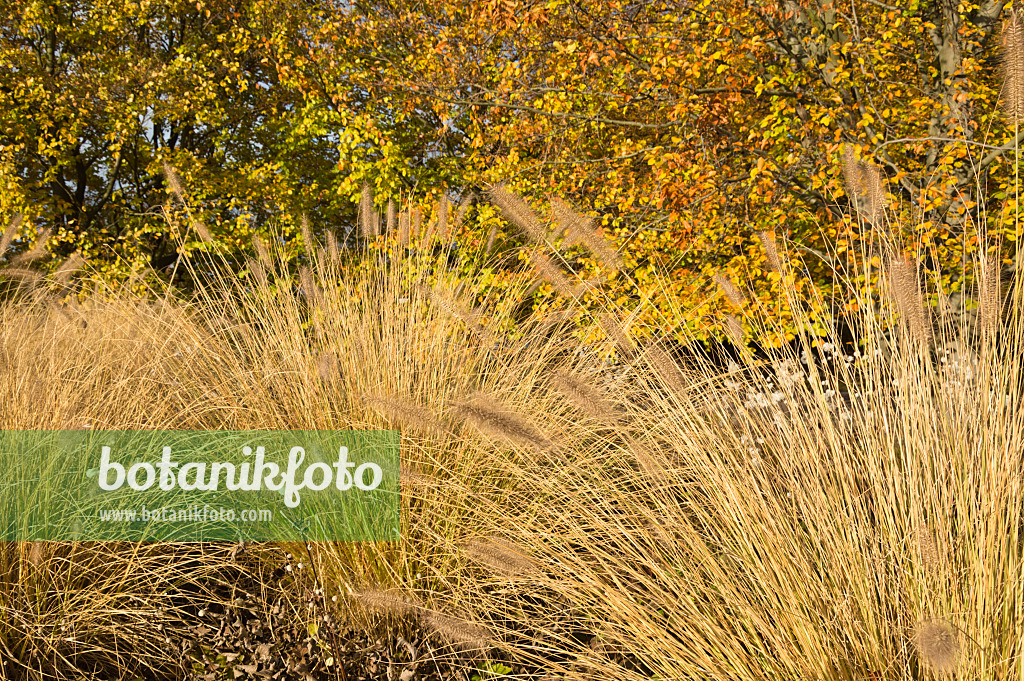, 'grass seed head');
252,235,271,266
599,312,635,360
463,536,540,577
423,610,492,649
913,620,960,674
298,265,321,304
724,315,745,346
436,194,449,242
548,370,618,422
326,230,340,262
1,213,23,256
352,589,418,617
550,196,623,272
714,273,747,308
757,231,783,272
9,227,52,267
887,255,932,346
529,252,583,298
363,394,447,436
487,184,547,243
398,209,411,247
979,252,1003,333
359,183,379,238
52,253,87,287
1002,6,1024,123
317,350,339,384
841,145,888,224
387,199,397,235
453,392,555,453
